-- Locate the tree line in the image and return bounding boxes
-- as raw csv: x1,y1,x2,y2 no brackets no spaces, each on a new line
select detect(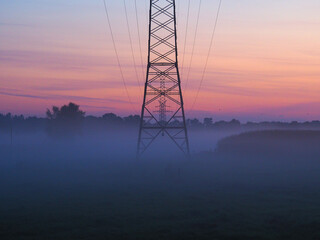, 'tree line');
1,103,320,136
